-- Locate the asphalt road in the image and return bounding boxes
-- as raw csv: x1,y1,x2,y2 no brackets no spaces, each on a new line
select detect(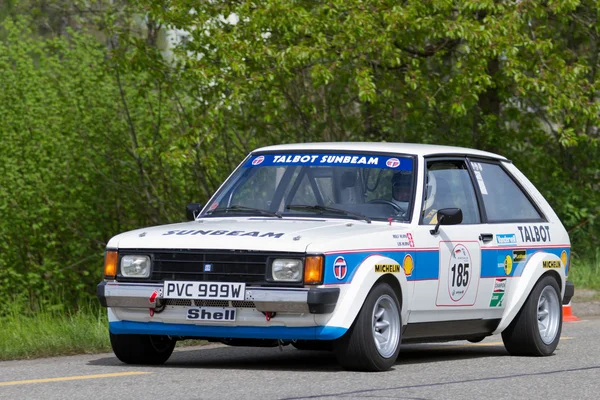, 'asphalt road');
1,317,599,400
